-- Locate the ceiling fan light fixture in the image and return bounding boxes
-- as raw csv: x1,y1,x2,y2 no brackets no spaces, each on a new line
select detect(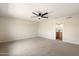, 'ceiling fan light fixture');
38,16,41,19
